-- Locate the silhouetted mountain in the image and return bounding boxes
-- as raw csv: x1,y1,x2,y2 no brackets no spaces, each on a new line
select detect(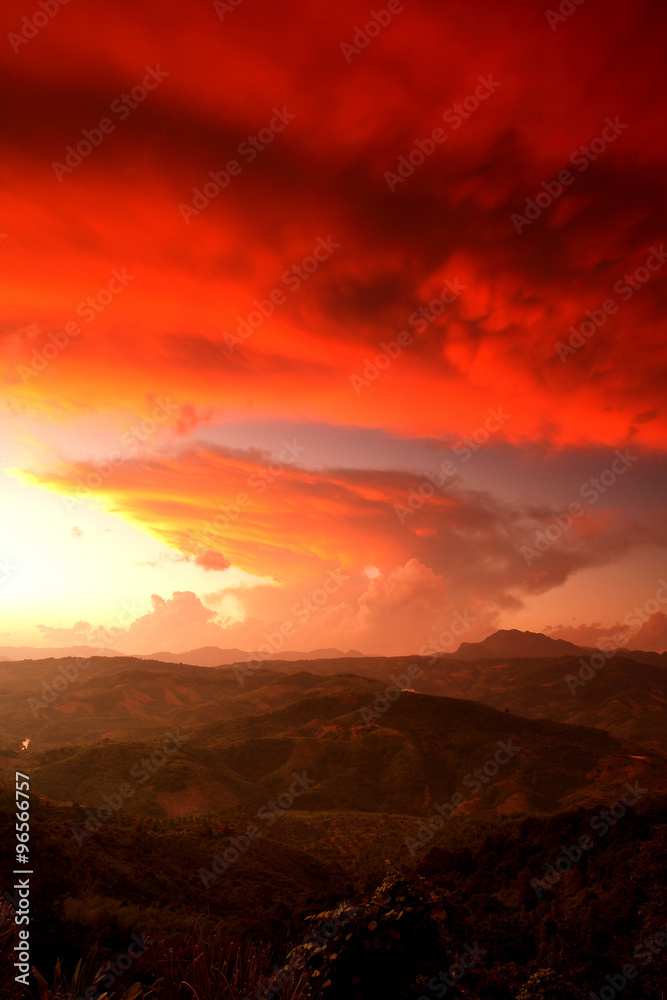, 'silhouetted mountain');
0,644,125,660
3,632,662,670
451,627,667,665
454,628,590,659
141,646,364,666
0,644,364,667
608,645,667,666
